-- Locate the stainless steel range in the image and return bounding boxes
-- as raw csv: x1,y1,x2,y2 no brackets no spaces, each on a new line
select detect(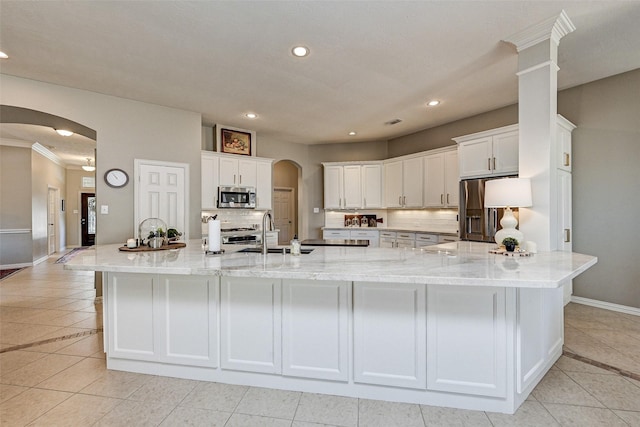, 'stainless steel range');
221,227,260,245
